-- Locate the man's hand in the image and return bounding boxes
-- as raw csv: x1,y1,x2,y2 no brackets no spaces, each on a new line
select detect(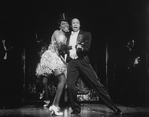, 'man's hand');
76,43,84,51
